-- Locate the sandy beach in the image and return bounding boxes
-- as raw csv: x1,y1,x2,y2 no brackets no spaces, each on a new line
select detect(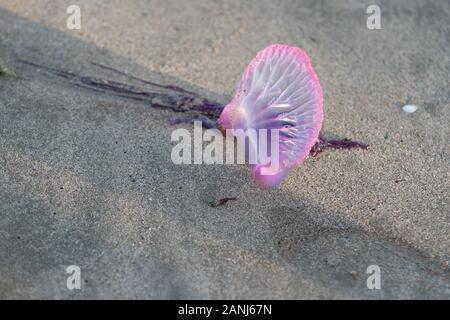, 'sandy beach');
0,0,449,299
